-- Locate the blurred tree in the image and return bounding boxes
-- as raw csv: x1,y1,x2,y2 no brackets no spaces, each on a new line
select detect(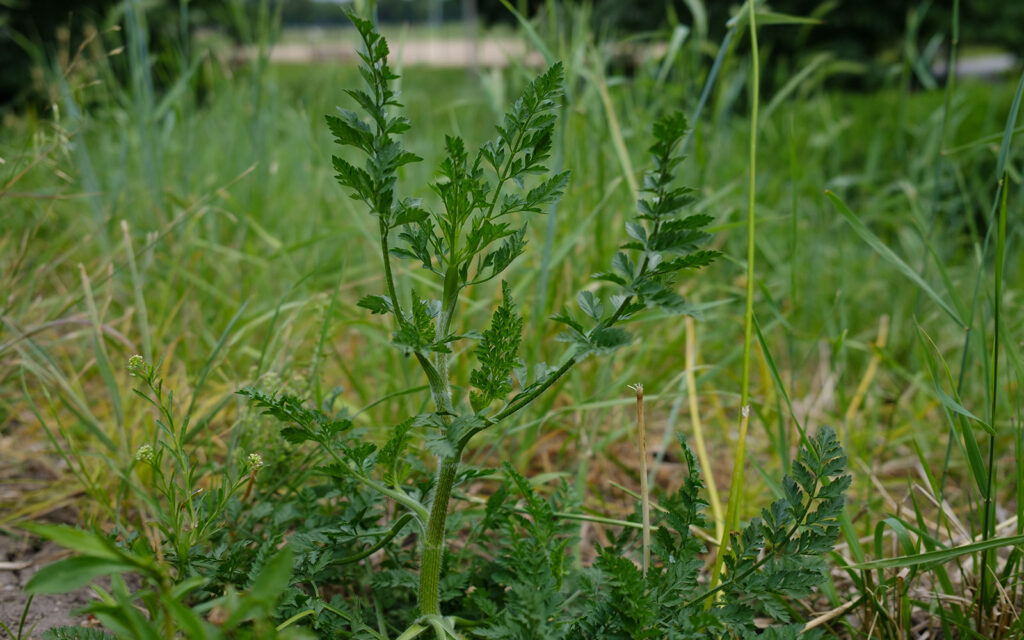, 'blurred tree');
0,0,112,107
479,0,1023,85
0,0,265,111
